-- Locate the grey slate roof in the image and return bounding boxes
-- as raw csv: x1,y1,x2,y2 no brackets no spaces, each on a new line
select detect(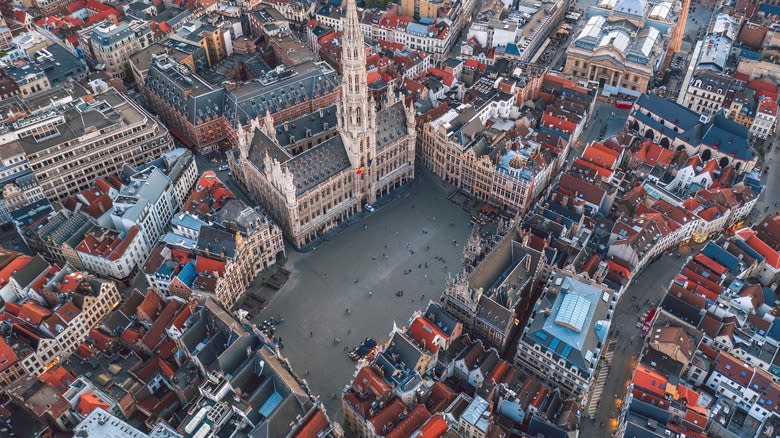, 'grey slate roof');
477,296,512,332
146,60,224,124
275,105,338,147
286,136,351,195
224,61,339,126
376,101,408,151
248,129,293,171
196,226,237,259
636,94,701,130
11,255,49,288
